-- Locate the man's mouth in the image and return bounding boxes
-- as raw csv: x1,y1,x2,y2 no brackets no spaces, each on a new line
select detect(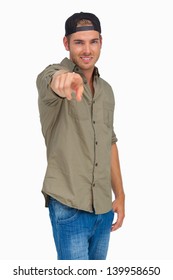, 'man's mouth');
81,56,92,63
